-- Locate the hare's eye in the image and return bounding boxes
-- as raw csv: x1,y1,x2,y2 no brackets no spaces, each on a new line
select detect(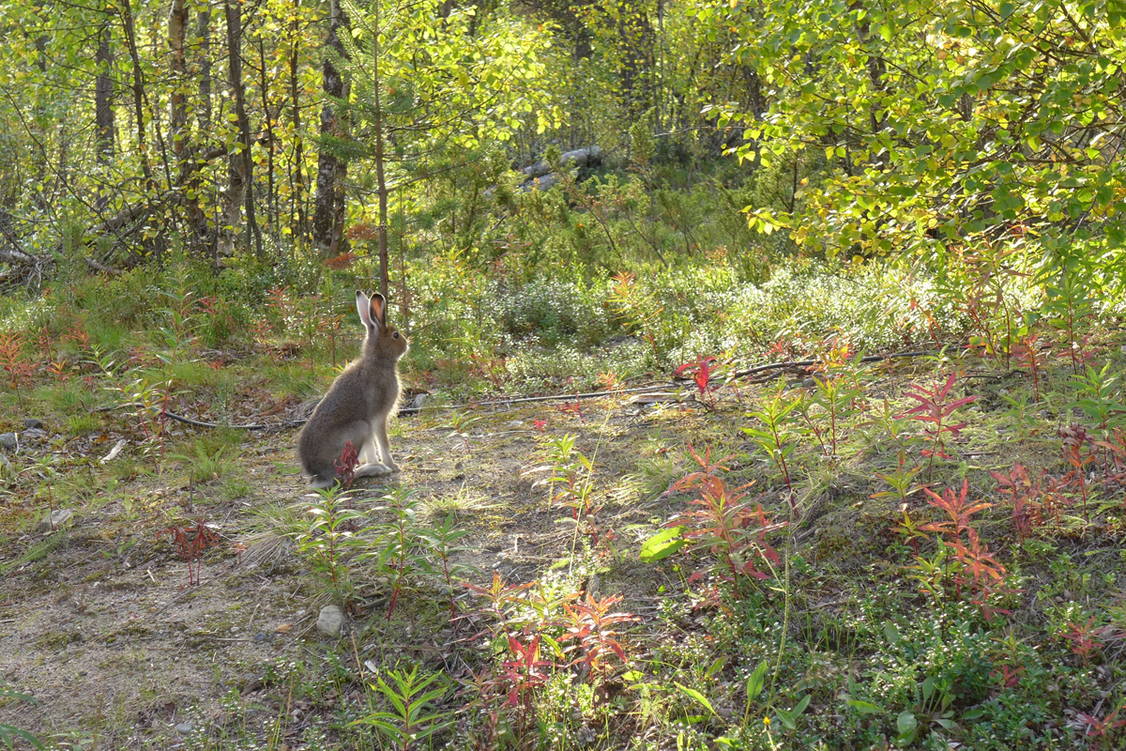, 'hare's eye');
392,332,400,339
